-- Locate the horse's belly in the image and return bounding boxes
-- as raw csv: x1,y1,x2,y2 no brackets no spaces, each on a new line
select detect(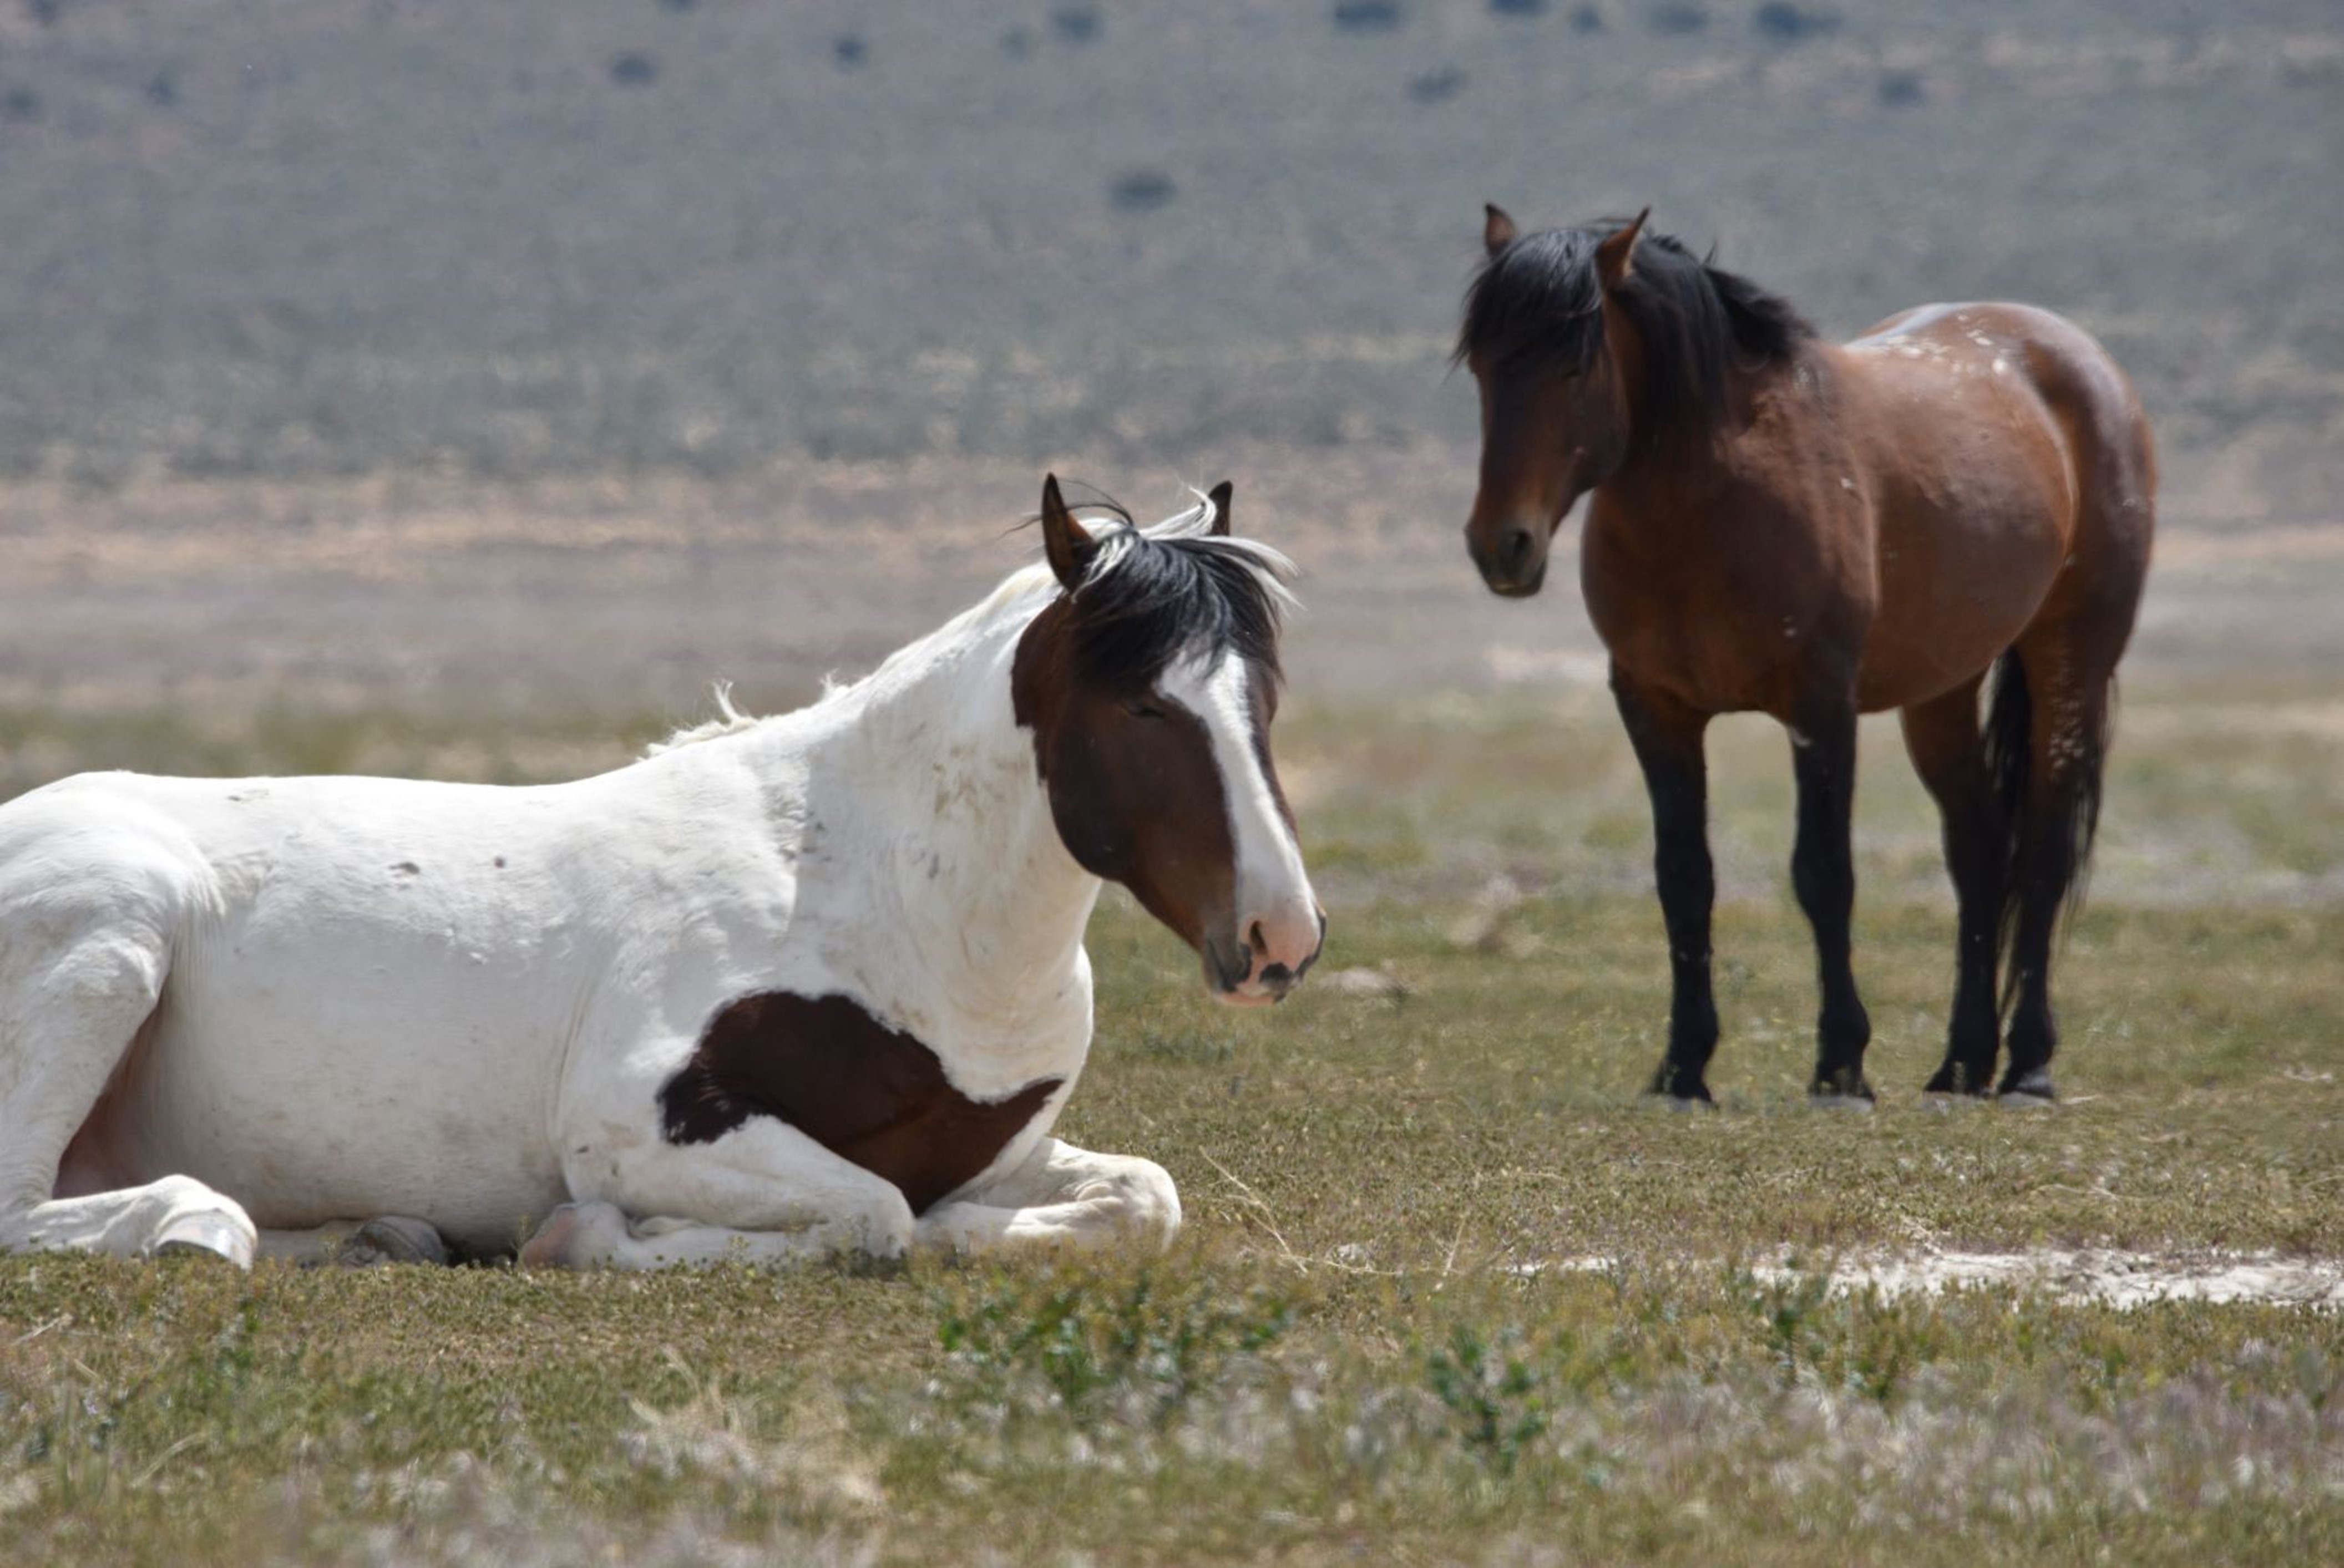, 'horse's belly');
113,960,573,1246
1859,498,2067,710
